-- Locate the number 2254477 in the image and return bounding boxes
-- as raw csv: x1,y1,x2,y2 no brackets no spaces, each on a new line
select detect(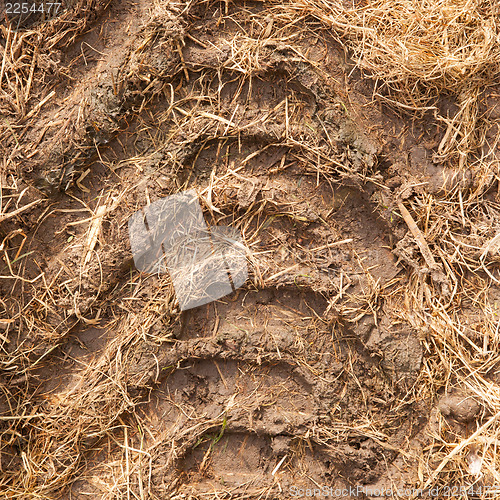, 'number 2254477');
5,3,62,15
